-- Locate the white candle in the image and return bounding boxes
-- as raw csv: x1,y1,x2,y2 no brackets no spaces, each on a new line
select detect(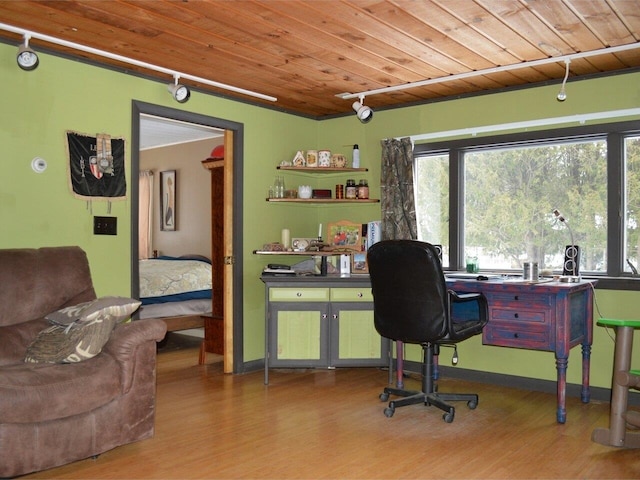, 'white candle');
281,229,290,249
318,223,322,239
